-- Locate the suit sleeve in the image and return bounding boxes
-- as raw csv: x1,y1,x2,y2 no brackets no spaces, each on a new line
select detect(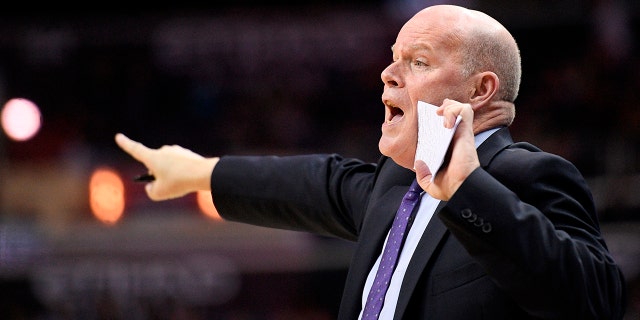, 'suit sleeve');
438,149,626,319
210,154,377,241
